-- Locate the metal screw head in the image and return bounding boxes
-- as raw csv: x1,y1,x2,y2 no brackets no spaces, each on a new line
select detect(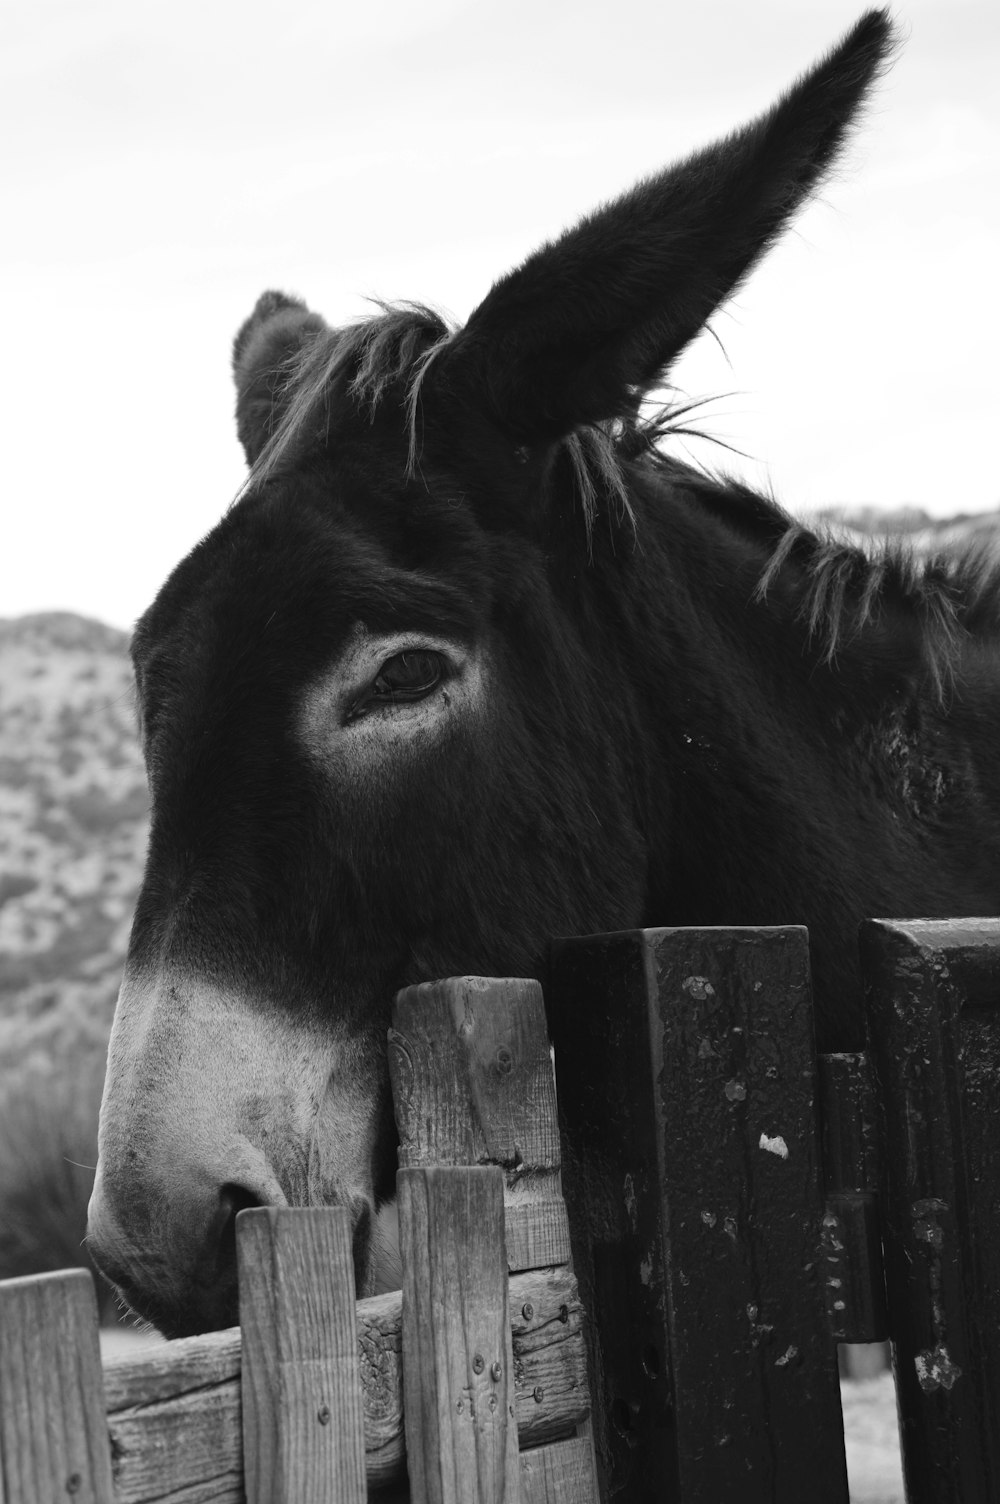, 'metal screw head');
521,1301,534,1321
472,1352,485,1374
490,1360,503,1382
317,1404,331,1425
533,1385,545,1404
